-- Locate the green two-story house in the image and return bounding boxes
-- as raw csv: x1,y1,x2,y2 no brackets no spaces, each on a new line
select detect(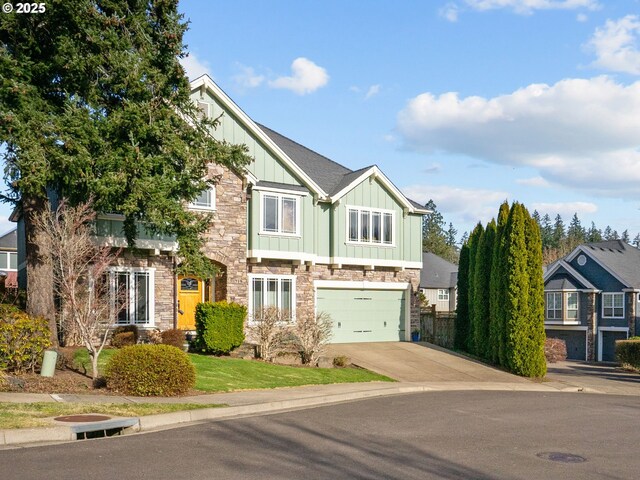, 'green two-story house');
17,75,428,343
